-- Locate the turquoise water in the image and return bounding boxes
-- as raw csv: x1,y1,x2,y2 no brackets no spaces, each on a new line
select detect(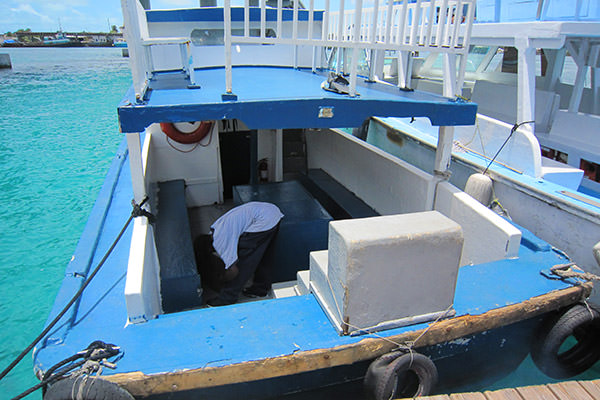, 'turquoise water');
0,48,131,399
